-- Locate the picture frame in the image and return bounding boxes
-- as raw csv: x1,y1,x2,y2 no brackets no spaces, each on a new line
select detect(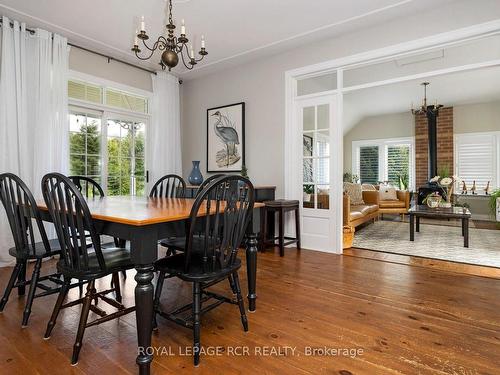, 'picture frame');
207,102,245,172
